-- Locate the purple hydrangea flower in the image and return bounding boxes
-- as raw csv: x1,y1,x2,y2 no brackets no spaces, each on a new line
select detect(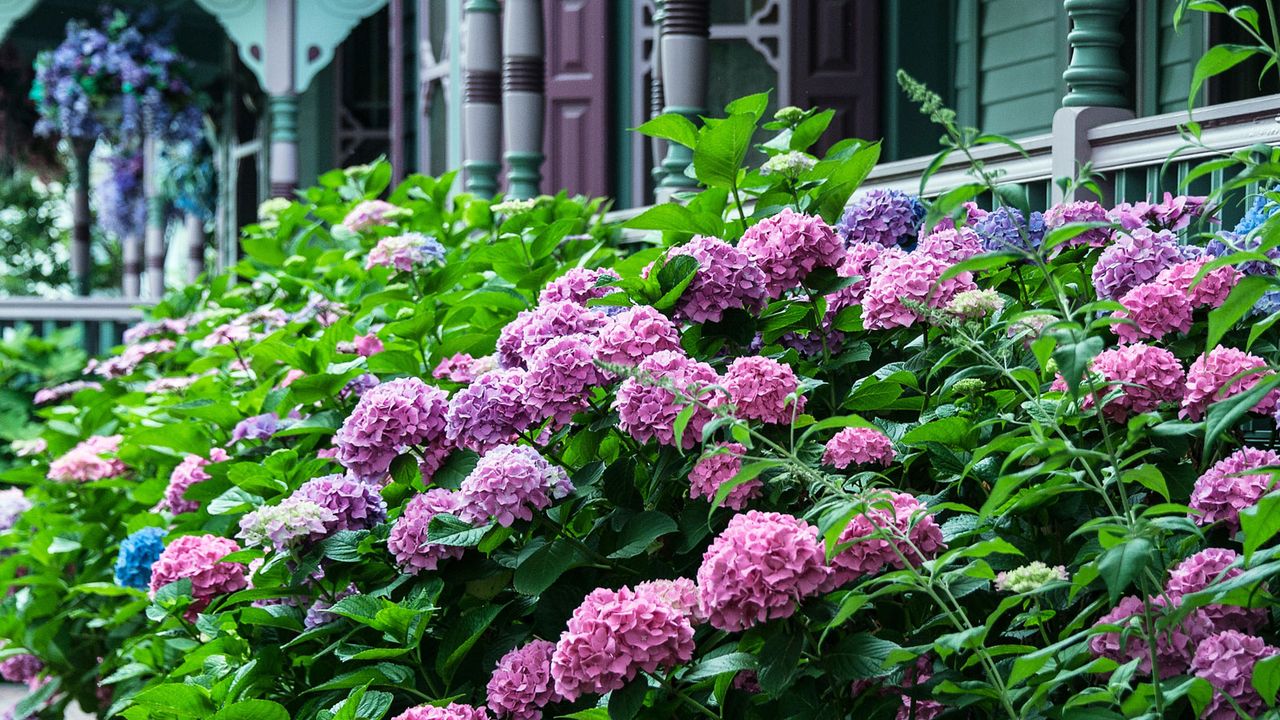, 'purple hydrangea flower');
836,189,925,248
231,413,280,443
444,368,537,453
458,444,573,526
496,301,608,369
974,207,1046,253
665,236,768,323
1091,228,1185,301
292,473,388,536
333,377,450,480
524,334,605,427
387,489,466,574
